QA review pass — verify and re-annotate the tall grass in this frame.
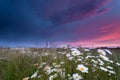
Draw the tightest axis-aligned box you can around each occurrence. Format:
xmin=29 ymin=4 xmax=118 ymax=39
xmin=0 ymin=47 xmax=120 ymax=80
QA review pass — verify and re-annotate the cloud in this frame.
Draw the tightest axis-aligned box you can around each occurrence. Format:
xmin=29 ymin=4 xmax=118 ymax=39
xmin=0 ymin=0 xmax=53 ymax=41
xmin=0 ymin=0 xmax=115 ymax=47
xmin=68 ymin=19 xmax=120 ymax=47
xmin=36 ymin=0 xmax=111 ymax=24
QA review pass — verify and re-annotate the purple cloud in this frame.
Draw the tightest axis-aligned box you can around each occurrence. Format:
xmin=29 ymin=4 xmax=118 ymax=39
xmin=32 ymin=0 xmax=111 ymax=25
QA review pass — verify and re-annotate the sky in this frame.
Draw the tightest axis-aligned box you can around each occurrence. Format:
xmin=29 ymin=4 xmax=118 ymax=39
xmin=0 ymin=0 xmax=120 ymax=47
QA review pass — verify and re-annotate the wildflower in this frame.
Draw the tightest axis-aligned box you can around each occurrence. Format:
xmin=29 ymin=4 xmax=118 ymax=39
xmin=98 ymin=59 xmax=104 ymax=66
xmin=107 ymin=66 xmax=113 ymax=69
xmin=72 ymin=73 xmax=82 ymax=80
xmin=42 ymin=52 xmax=49 ymax=56
xmin=72 ymin=50 xmax=81 ymax=56
xmin=100 ymin=67 xmax=108 ymax=72
xmin=49 ymin=74 xmax=57 ymax=80
xmin=52 ymin=63 xmax=57 ymax=66
xmin=84 ymin=49 xmax=90 ymax=51
xmin=108 ymin=60 xmax=113 ymax=63
xmin=60 ymin=62 xmax=65 ymax=65
xmin=31 ymin=71 xmax=38 ymax=78
xmin=91 ymin=59 xmax=98 ymax=64
xmin=77 ymin=59 xmax=82 ymax=61
xmin=108 ymin=70 xmax=116 ymax=74
xmin=49 ymin=75 xmax=54 ymax=80
xmin=54 ymin=65 xmax=61 ymax=68
xmin=77 ymin=64 xmax=88 ymax=73
xmin=66 ymin=54 xmax=71 ymax=57
xmin=37 ymin=75 xmax=41 ymax=78
xmin=97 ymin=49 xmax=106 ymax=56
xmin=116 ymin=63 xmax=120 ymax=66
xmin=93 ymin=64 xmax=97 ymax=67
xmin=44 ymin=66 xmax=52 ymax=74
xmin=69 ymin=57 xmax=74 ymax=60
xmin=68 ymin=74 xmax=71 ymax=77
xmin=86 ymin=55 xmax=95 ymax=59
xmin=71 ymin=48 xmax=78 ymax=51
xmin=54 ymin=57 xmax=57 ymax=59
xmin=53 ymin=68 xmax=62 ymax=73
xmin=104 ymin=49 xmax=112 ymax=55
xmin=23 ymin=77 xmax=29 ymax=80
xmin=100 ymin=55 xmax=109 ymax=61
xmin=60 ymin=72 xmax=65 ymax=78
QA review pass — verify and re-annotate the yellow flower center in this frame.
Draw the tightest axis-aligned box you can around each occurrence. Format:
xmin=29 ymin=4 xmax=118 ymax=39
xmin=45 ymin=67 xmax=50 ymax=71
xmin=23 ymin=77 xmax=29 ymax=80
xmin=99 ymin=51 xmax=102 ymax=54
xmin=101 ymin=56 xmax=105 ymax=59
xmin=74 ymin=52 xmax=78 ymax=55
xmin=79 ymin=67 xmax=85 ymax=71
xmin=75 ymin=76 xmax=79 ymax=79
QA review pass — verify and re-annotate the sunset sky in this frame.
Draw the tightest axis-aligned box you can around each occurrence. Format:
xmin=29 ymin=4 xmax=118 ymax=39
xmin=0 ymin=0 xmax=120 ymax=47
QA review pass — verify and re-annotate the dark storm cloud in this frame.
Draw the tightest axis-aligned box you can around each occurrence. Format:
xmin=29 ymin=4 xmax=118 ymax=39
xmin=0 ymin=0 xmax=111 ymax=42
xmin=37 ymin=0 xmax=111 ymax=24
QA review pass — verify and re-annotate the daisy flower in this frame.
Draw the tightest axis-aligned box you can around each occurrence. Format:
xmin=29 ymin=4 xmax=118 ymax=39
xmin=31 ymin=71 xmax=38 ymax=78
xmin=23 ymin=77 xmax=29 ymax=80
xmin=97 ymin=49 xmax=106 ymax=56
xmin=100 ymin=67 xmax=108 ymax=72
xmin=72 ymin=73 xmax=82 ymax=80
xmin=116 ymin=63 xmax=120 ymax=66
xmin=77 ymin=64 xmax=88 ymax=73
xmin=72 ymin=50 xmax=81 ymax=56
xmin=44 ymin=66 xmax=52 ymax=74
xmin=104 ymin=49 xmax=112 ymax=55
xmin=99 ymin=55 xmax=109 ymax=61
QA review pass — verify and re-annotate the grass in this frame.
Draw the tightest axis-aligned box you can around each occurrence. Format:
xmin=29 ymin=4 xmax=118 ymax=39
xmin=0 ymin=47 xmax=120 ymax=80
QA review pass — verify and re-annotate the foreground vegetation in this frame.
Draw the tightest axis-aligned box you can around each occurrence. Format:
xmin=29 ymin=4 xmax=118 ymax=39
xmin=0 ymin=47 xmax=120 ymax=80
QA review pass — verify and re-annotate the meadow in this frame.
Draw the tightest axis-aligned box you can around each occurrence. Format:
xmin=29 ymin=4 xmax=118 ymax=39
xmin=0 ymin=46 xmax=120 ymax=80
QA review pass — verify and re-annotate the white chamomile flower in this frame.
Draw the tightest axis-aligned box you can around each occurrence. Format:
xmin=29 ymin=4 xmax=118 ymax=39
xmin=60 ymin=62 xmax=65 ymax=64
xmin=104 ymin=49 xmax=112 ymax=55
xmin=108 ymin=60 xmax=113 ymax=63
xmin=84 ymin=49 xmax=90 ymax=51
xmin=72 ymin=73 xmax=82 ymax=80
xmin=44 ymin=66 xmax=52 ymax=74
xmin=71 ymin=48 xmax=78 ymax=51
xmin=116 ymin=63 xmax=120 ymax=66
xmin=49 ymin=76 xmax=54 ymax=80
xmin=69 ymin=57 xmax=74 ymax=60
xmin=100 ymin=67 xmax=108 ymax=72
xmin=77 ymin=64 xmax=88 ymax=73
xmin=107 ymin=66 xmax=113 ymax=69
xmin=98 ymin=59 xmax=104 ymax=65
xmin=72 ymin=50 xmax=81 ymax=56
xmin=99 ymin=55 xmax=109 ymax=61
xmin=66 ymin=54 xmax=71 ymax=57
xmin=49 ymin=74 xmax=57 ymax=80
xmin=23 ymin=77 xmax=29 ymax=80
xmin=108 ymin=70 xmax=116 ymax=74
xmin=97 ymin=49 xmax=106 ymax=56
xmin=31 ymin=71 xmax=38 ymax=78
xmin=91 ymin=59 xmax=98 ymax=64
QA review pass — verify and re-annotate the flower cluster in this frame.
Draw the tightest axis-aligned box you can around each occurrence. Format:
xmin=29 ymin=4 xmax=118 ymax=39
xmin=23 ymin=47 xmax=120 ymax=80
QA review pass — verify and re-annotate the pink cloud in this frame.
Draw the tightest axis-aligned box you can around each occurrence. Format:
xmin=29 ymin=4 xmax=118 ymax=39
xmin=66 ymin=18 xmax=120 ymax=47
